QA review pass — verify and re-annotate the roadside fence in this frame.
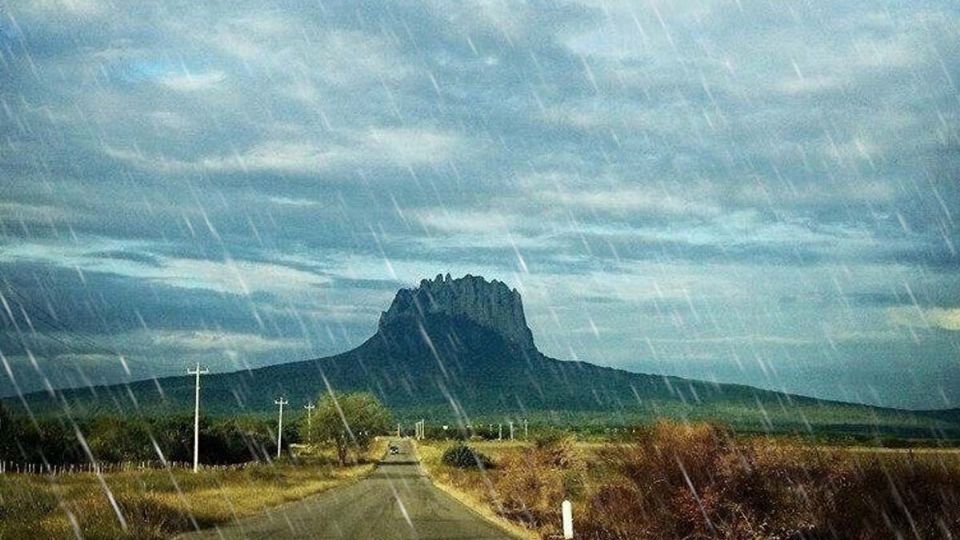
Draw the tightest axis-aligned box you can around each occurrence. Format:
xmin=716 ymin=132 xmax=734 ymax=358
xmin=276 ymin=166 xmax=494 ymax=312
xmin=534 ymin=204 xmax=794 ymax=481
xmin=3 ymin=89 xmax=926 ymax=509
xmin=0 ymin=460 xmax=251 ymax=475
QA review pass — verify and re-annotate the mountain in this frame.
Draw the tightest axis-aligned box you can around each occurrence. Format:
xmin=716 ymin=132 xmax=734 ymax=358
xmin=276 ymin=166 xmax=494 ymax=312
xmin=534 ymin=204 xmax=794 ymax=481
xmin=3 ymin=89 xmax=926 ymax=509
xmin=7 ymin=275 xmax=960 ymax=438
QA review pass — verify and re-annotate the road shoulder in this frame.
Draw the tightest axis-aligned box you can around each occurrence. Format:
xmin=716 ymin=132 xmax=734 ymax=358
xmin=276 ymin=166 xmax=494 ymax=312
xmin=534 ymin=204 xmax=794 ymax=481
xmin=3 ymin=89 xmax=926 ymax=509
xmin=415 ymin=441 xmax=538 ymax=540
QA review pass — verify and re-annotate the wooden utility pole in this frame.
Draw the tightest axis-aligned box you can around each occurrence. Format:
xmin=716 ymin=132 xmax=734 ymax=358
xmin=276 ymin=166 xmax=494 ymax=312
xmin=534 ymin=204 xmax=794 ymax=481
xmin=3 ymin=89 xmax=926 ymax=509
xmin=187 ymin=363 xmax=208 ymax=473
xmin=275 ymin=397 xmax=288 ymax=459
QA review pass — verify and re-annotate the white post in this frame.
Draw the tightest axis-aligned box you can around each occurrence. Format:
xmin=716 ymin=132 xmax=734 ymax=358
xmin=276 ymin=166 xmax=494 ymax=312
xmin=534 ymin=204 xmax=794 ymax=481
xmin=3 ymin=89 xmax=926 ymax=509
xmin=397 ymin=423 xmax=401 ymax=438
xmin=275 ymin=397 xmax=288 ymax=459
xmin=498 ymin=423 xmax=502 ymax=440
xmin=524 ymin=419 xmax=528 ymax=439
xmin=562 ymin=499 xmax=574 ymax=539
xmin=509 ymin=421 xmax=514 ymax=441
xmin=187 ymin=362 xmax=208 ymax=473
xmin=304 ymin=401 xmax=315 ymax=443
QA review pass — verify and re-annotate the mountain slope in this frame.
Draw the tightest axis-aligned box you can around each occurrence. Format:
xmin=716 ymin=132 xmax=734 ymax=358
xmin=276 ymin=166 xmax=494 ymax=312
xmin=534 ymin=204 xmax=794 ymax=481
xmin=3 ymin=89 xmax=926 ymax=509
xmin=8 ymin=275 xmax=959 ymax=437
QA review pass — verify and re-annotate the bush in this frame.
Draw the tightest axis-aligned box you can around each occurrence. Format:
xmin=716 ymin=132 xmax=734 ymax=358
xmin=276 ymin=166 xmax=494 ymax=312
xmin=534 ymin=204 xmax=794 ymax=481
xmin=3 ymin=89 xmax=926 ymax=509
xmin=577 ymin=422 xmax=960 ymax=539
xmin=442 ymin=443 xmax=493 ymax=469
xmin=534 ymin=430 xmax=580 ymax=469
xmin=493 ymin=430 xmax=587 ymax=529
xmin=423 ymin=420 xmax=960 ymax=539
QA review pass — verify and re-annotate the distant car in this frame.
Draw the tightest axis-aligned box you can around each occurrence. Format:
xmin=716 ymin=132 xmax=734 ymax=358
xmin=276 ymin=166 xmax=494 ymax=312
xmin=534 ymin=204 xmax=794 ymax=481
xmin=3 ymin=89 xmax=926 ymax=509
xmin=389 ymin=444 xmax=399 ymax=455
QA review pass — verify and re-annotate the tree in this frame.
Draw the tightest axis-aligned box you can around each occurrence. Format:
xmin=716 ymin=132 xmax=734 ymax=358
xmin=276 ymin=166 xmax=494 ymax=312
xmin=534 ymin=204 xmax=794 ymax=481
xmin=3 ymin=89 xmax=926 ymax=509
xmin=308 ymin=392 xmax=390 ymax=466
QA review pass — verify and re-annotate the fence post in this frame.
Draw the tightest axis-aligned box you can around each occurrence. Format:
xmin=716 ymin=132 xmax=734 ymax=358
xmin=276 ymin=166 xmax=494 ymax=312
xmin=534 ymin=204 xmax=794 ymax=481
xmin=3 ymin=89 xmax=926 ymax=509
xmin=562 ymin=499 xmax=574 ymax=539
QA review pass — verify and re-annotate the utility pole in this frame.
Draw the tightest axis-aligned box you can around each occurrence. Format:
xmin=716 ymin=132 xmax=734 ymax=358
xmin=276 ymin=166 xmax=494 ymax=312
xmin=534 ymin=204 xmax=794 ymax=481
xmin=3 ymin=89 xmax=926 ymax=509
xmin=304 ymin=401 xmax=315 ymax=443
xmin=275 ymin=397 xmax=288 ymax=459
xmin=187 ymin=362 xmax=208 ymax=473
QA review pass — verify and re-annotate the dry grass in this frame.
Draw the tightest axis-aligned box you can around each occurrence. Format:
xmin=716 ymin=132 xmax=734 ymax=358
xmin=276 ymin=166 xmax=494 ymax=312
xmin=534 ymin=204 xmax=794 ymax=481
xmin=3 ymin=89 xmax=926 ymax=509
xmin=0 ymin=440 xmax=386 ymax=539
xmin=419 ymin=441 xmax=539 ymax=540
xmin=421 ymin=424 xmax=960 ymax=539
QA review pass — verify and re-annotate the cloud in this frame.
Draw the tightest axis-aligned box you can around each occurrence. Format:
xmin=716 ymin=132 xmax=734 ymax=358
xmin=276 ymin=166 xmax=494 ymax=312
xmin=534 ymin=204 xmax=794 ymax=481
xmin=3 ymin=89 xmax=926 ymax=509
xmin=157 ymin=70 xmax=226 ymax=92
xmin=540 ymin=188 xmax=721 ymax=218
xmin=196 ymin=16 xmax=411 ymax=87
xmin=930 ymin=309 xmax=960 ymax=331
xmin=888 ymin=307 xmax=960 ymax=331
xmin=0 ymin=202 xmax=77 ymax=222
xmin=1 ymin=0 xmax=959 ymax=408
xmin=19 ymin=0 xmax=104 ymax=16
xmin=0 ymin=240 xmax=331 ymax=296
xmin=103 ymin=127 xmax=464 ymax=174
xmin=416 ymin=209 xmax=520 ymax=235
xmin=145 ymin=330 xmax=304 ymax=353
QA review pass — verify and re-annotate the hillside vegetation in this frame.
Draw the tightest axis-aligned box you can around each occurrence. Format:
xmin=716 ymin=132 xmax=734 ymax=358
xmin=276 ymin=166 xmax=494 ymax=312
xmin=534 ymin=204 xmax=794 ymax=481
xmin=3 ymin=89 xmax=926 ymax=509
xmin=7 ymin=275 xmax=958 ymax=439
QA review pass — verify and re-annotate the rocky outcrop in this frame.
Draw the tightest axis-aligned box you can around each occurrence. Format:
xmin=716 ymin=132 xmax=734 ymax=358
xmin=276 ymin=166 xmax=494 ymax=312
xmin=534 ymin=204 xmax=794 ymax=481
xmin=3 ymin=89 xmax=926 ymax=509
xmin=378 ymin=274 xmax=536 ymax=352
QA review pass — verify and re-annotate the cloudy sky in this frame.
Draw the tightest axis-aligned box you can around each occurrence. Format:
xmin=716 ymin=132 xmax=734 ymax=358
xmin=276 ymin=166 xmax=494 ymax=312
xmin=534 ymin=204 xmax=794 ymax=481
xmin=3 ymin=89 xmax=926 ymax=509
xmin=1 ymin=0 xmax=958 ymax=409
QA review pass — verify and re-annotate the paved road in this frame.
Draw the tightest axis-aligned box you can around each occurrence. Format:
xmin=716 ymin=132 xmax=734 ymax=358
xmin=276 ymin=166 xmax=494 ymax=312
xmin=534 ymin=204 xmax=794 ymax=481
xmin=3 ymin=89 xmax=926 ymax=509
xmin=178 ymin=439 xmax=515 ymax=539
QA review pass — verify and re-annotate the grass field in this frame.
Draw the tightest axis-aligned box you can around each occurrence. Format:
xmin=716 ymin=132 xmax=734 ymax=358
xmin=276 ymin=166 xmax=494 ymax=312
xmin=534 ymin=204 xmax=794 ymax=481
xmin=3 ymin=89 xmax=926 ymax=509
xmin=0 ymin=439 xmax=386 ymax=539
xmin=419 ymin=424 xmax=960 ymax=539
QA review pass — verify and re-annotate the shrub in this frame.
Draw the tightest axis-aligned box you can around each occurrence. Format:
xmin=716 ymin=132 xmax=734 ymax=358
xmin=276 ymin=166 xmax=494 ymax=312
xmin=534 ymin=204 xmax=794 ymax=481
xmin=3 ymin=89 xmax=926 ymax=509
xmin=442 ymin=443 xmax=493 ymax=469
xmin=577 ymin=423 xmax=960 ymax=539
xmin=493 ymin=431 xmax=587 ymax=531
xmin=427 ymin=420 xmax=960 ymax=539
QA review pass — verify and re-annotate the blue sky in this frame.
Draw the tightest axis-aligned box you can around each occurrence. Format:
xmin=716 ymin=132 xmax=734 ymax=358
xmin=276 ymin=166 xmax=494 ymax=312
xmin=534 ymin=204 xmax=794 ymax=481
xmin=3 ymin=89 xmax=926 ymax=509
xmin=0 ymin=0 xmax=958 ymax=409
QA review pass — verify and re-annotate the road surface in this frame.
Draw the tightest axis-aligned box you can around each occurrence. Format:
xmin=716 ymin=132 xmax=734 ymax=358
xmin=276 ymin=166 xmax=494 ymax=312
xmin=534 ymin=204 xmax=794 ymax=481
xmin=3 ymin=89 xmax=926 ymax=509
xmin=178 ymin=439 xmax=515 ymax=539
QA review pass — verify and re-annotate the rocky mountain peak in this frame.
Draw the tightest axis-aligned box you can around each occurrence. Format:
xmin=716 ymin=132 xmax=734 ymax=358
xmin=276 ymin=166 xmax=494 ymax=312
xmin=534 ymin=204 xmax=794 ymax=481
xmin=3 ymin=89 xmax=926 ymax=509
xmin=378 ymin=274 xmax=536 ymax=351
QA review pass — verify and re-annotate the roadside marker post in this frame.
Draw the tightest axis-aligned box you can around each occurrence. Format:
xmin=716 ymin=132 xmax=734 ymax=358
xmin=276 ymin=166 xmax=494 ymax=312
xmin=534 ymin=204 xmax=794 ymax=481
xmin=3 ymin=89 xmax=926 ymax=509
xmin=562 ymin=499 xmax=574 ymax=539
xmin=275 ymin=397 xmax=288 ymax=459
xmin=187 ymin=363 xmax=209 ymax=473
